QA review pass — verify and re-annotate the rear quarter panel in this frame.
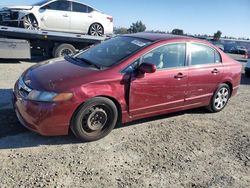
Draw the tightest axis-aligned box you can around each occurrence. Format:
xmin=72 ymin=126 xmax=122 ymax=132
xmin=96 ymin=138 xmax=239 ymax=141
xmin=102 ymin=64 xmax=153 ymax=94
xmin=91 ymin=12 xmax=113 ymax=34
xmin=221 ymin=53 xmax=242 ymax=96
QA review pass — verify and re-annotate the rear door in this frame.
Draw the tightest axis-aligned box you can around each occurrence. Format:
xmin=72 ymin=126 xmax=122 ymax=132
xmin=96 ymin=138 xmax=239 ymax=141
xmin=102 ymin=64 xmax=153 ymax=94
xmin=70 ymin=2 xmax=93 ymax=33
xmin=185 ymin=43 xmax=224 ymax=106
xmin=129 ymin=43 xmax=188 ymax=118
xmin=39 ymin=1 xmax=71 ymax=31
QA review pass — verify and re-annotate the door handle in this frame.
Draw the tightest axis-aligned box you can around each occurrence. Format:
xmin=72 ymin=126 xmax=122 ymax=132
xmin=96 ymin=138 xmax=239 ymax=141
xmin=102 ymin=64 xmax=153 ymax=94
xmin=63 ymin=14 xmax=69 ymax=17
xmin=88 ymin=15 xmax=92 ymax=18
xmin=211 ymin=68 xmax=220 ymax=74
xmin=174 ymin=73 xmax=186 ymax=79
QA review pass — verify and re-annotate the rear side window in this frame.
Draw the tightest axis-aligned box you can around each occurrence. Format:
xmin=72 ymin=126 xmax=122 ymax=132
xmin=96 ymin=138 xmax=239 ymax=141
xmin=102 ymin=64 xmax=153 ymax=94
xmin=72 ymin=2 xmax=88 ymax=13
xmin=190 ymin=43 xmax=221 ymax=65
xmin=45 ymin=1 xmax=71 ymax=11
xmin=88 ymin=7 xmax=94 ymax=12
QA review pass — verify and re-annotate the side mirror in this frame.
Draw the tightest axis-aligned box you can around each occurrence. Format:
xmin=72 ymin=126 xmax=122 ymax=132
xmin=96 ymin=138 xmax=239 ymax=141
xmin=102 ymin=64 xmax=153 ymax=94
xmin=138 ymin=63 xmax=156 ymax=74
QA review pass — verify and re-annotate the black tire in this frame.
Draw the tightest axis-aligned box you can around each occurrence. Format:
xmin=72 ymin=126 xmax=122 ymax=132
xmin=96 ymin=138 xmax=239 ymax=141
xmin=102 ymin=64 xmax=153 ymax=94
xmin=71 ymin=97 xmax=118 ymax=142
xmin=207 ymin=84 xmax=231 ymax=113
xmin=22 ymin=14 xmax=39 ymax=30
xmin=88 ymin=23 xmax=104 ymax=36
xmin=53 ymin=43 xmax=76 ymax=57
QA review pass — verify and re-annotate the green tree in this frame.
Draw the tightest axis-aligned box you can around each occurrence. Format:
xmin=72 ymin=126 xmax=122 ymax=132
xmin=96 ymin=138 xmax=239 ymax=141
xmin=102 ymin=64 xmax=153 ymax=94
xmin=213 ymin=30 xmax=222 ymax=40
xmin=172 ymin=29 xmax=184 ymax=35
xmin=128 ymin=21 xmax=146 ymax=33
xmin=114 ymin=27 xmax=129 ymax=34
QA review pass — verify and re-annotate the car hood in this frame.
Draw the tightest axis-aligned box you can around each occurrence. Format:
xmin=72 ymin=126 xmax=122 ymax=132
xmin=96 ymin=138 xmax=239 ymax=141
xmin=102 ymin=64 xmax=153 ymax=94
xmin=1 ymin=5 xmax=33 ymax=10
xmin=22 ymin=57 xmax=99 ymax=92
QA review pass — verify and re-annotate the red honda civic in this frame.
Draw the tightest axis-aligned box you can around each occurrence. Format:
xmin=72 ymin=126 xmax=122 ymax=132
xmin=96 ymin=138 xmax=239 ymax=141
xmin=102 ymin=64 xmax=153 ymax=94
xmin=13 ymin=33 xmax=242 ymax=141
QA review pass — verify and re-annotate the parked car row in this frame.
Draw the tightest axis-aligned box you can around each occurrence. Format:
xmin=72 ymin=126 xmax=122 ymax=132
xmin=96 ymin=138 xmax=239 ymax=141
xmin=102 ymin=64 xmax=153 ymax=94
xmin=229 ymin=46 xmax=248 ymax=55
xmin=0 ymin=0 xmax=113 ymax=36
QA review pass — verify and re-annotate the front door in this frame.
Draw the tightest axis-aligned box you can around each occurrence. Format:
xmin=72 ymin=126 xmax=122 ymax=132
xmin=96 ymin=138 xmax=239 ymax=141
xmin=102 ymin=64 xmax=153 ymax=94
xmin=129 ymin=43 xmax=188 ymax=118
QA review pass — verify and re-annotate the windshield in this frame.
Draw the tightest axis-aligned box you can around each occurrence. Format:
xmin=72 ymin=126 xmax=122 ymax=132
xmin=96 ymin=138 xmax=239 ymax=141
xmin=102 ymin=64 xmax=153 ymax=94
xmin=32 ymin=0 xmax=49 ymax=6
xmin=75 ymin=36 xmax=151 ymax=67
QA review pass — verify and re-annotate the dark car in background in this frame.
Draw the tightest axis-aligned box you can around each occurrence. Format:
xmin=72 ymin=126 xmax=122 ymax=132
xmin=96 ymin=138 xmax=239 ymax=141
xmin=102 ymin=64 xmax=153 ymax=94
xmin=214 ymin=44 xmax=224 ymax=51
xmin=245 ymin=58 xmax=250 ymax=77
xmin=229 ymin=46 xmax=247 ymax=55
xmin=13 ymin=33 xmax=242 ymax=142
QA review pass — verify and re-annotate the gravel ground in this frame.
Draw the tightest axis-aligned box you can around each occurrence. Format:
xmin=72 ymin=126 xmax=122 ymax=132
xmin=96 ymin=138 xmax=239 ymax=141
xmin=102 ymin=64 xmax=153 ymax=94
xmin=0 ymin=57 xmax=249 ymax=188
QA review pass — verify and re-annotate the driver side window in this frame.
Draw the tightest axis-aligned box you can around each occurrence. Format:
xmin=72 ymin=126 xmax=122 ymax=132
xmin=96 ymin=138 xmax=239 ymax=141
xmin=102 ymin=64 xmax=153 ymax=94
xmin=141 ymin=43 xmax=186 ymax=69
xmin=72 ymin=2 xmax=88 ymax=13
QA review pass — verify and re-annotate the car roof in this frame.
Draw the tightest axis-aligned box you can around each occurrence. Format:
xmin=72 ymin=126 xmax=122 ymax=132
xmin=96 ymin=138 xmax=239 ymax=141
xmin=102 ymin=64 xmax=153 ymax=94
xmin=44 ymin=0 xmax=98 ymax=11
xmin=123 ymin=32 xmax=193 ymax=42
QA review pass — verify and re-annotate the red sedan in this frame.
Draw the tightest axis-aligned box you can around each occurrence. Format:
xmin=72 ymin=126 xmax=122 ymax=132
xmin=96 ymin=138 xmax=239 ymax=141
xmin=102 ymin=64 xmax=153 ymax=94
xmin=13 ymin=33 xmax=242 ymax=141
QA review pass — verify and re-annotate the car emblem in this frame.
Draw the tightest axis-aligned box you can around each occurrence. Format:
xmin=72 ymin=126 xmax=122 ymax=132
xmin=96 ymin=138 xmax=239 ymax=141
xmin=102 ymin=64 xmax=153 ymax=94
xmin=25 ymin=79 xmax=32 ymax=86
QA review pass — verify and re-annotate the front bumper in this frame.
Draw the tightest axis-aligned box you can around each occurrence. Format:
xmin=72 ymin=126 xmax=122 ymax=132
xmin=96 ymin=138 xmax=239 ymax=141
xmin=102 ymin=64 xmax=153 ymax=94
xmin=13 ymin=81 xmax=77 ymax=136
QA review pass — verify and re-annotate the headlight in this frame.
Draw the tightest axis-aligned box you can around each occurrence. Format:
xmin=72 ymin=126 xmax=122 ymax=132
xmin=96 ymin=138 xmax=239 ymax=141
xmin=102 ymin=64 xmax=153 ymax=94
xmin=27 ymin=90 xmax=73 ymax=102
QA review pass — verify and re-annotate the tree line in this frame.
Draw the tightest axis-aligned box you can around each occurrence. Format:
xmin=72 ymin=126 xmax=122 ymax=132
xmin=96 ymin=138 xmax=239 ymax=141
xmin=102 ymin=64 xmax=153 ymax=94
xmin=114 ymin=20 xmax=249 ymax=41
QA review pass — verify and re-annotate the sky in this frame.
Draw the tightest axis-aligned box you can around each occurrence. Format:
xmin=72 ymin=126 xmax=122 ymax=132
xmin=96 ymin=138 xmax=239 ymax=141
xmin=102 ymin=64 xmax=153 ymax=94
xmin=0 ymin=0 xmax=249 ymax=38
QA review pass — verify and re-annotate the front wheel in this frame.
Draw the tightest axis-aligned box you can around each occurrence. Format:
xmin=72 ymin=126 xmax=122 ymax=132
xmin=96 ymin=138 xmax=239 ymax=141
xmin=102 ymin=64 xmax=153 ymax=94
xmin=22 ymin=15 xmax=39 ymax=30
xmin=207 ymin=84 xmax=231 ymax=113
xmin=71 ymin=97 xmax=118 ymax=142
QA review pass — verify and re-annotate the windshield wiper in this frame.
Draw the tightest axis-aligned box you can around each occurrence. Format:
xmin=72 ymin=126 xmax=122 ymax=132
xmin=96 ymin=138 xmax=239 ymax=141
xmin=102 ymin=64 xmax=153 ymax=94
xmin=74 ymin=57 xmax=101 ymax=70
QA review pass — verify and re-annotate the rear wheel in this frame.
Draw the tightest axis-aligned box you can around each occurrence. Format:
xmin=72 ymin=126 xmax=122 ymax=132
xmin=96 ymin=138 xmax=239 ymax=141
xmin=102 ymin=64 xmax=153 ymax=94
xmin=88 ymin=23 xmax=104 ymax=36
xmin=22 ymin=14 xmax=39 ymax=30
xmin=53 ymin=43 xmax=76 ymax=57
xmin=71 ymin=97 xmax=118 ymax=142
xmin=207 ymin=84 xmax=231 ymax=112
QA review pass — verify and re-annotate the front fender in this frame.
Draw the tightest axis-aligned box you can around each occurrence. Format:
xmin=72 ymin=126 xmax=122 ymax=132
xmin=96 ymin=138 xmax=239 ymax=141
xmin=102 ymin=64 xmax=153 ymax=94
xmin=72 ymin=79 xmax=130 ymax=123
xmin=17 ymin=10 xmax=40 ymax=26
xmin=79 ymin=83 xmax=126 ymax=107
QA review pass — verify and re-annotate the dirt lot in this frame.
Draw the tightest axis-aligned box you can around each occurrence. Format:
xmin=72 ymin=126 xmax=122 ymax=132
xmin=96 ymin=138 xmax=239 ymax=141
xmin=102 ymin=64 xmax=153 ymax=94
xmin=0 ymin=58 xmax=249 ymax=188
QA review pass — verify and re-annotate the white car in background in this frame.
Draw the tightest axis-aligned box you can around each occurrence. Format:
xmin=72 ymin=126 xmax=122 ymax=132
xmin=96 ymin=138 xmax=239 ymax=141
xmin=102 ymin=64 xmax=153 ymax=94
xmin=0 ymin=0 xmax=113 ymax=36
